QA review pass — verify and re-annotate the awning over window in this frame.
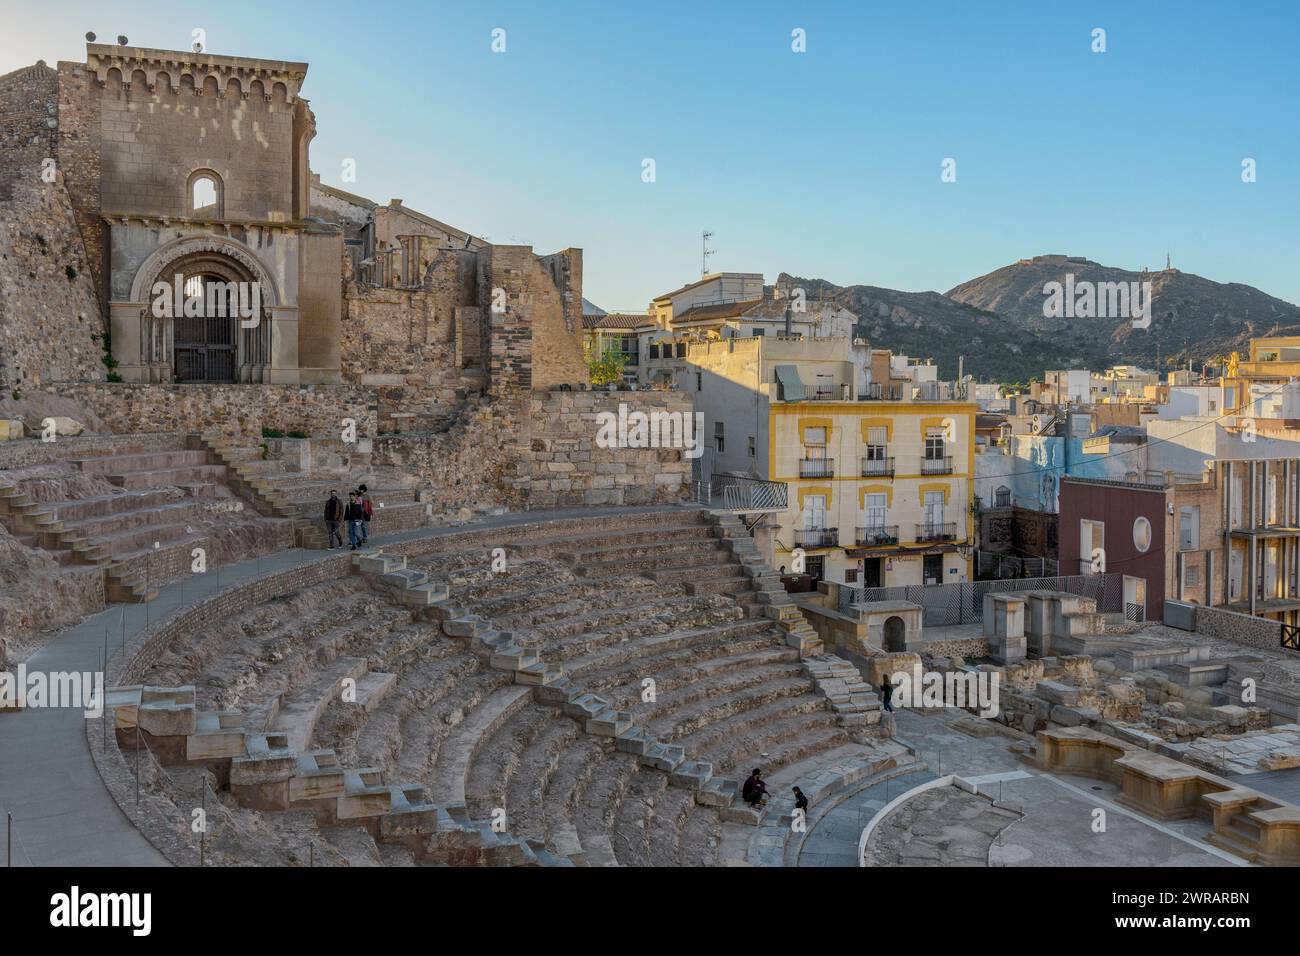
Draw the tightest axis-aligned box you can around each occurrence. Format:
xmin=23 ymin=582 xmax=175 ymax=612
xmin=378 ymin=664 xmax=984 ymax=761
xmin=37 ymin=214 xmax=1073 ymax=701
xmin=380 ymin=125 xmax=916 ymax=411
xmin=775 ymin=365 xmax=805 ymax=401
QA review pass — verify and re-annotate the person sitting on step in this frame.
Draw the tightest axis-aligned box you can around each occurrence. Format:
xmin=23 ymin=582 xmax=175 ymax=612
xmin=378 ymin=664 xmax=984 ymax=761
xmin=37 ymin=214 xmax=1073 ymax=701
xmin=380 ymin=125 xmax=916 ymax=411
xmin=741 ymin=768 xmax=769 ymax=808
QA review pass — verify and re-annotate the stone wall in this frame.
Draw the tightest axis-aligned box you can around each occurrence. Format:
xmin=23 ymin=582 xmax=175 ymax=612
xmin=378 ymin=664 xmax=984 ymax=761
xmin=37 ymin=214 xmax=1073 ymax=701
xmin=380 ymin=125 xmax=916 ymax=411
xmin=85 ymin=54 xmax=301 ymax=222
xmin=342 ymin=277 xmax=482 ymax=429
xmin=0 ymin=62 xmax=59 ymax=202
xmin=0 ymin=62 xmax=105 ymax=391
xmin=481 ymin=244 xmax=589 ymax=394
xmin=44 ymin=382 xmax=376 ymax=443
xmin=520 ymin=390 xmax=693 ymax=508
xmin=925 ymin=637 xmax=989 ymax=660
xmin=373 ymin=389 xmax=696 ymax=511
xmin=55 ymin=59 xmax=103 ymax=298
xmin=1194 ymin=604 xmax=1285 ymax=652
xmin=373 ymin=398 xmax=518 ymax=511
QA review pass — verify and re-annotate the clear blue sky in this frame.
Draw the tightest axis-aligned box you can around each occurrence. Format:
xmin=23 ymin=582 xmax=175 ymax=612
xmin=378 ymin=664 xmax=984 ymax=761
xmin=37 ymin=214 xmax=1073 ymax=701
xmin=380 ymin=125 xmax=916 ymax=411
xmin=5 ymin=0 xmax=1297 ymax=311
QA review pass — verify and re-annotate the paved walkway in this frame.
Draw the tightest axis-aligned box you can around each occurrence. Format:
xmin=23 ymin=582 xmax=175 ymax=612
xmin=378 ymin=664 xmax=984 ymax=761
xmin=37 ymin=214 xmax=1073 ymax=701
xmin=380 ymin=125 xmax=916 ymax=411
xmin=797 ymin=768 xmax=936 ymax=866
xmin=799 ymin=708 xmax=1244 ymax=867
xmin=0 ymin=504 xmax=687 ymax=867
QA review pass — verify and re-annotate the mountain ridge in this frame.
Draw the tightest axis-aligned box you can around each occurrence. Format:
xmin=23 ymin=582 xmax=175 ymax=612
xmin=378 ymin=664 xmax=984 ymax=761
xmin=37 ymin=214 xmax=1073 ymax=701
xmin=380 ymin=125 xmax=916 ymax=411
xmin=779 ymin=256 xmax=1300 ymax=382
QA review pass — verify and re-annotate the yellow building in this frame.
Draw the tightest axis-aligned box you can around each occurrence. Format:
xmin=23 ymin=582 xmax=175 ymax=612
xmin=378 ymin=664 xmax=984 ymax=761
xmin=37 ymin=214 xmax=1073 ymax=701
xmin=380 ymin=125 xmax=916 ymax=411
xmin=668 ymin=330 xmax=974 ymax=588
xmin=771 ymin=399 xmax=976 ymax=588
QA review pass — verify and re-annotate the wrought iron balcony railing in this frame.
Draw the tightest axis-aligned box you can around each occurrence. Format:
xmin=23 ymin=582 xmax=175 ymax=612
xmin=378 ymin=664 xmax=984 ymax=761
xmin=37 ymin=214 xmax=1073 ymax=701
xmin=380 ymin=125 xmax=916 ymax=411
xmin=794 ymin=528 xmax=839 ymax=549
xmin=860 ymin=456 xmax=894 ymax=478
xmin=859 ymin=383 xmax=903 ymax=401
xmin=914 ymin=522 xmax=957 ymax=542
xmin=799 ymin=458 xmax=834 ymax=478
xmin=921 ymin=455 xmax=953 ymax=475
xmin=704 ymin=474 xmax=789 ymax=513
xmin=855 ymin=525 xmax=899 ymax=547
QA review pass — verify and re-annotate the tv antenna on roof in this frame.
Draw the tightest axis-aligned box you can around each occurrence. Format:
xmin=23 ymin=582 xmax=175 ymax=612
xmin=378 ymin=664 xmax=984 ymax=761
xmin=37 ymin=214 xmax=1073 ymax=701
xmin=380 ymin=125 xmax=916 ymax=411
xmin=701 ymin=230 xmax=714 ymax=277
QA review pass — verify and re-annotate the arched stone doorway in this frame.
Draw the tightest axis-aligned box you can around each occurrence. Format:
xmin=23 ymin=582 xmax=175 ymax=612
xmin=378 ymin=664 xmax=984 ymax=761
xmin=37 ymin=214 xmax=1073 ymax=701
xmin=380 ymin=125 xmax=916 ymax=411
xmin=883 ymin=615 xmax=907 ymax=652
xmin=119 ymin=235 xmax=279 ymax=384
xmin=170 ymin=265 xmax=253 ymax=383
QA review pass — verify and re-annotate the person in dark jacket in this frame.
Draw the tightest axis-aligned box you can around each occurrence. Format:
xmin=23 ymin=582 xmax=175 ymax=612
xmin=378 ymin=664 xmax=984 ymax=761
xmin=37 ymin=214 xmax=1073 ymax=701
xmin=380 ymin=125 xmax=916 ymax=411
xmin=741 ymin=768 xmax=768 ymax=808
xmin=880 ymin=674 xmax=896 ymax=713
xmin=792 ymin=786 xmax=808 ymax=814
xmin=357 ymin=484 xmax=373 ymax=544
xmin=344 ymin=491 xmax=366 ymax=550
xmin=323 ymin=490 xmax=344 ymax=549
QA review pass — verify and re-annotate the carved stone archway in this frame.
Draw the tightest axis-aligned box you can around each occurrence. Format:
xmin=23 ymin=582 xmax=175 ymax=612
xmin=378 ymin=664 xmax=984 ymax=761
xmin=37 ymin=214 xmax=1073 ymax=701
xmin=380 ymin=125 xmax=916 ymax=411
xmin=115 ymin=234 xmax=287 ymax=384
xmin=128 ymin=235 xmax=281 ymax=307
xmin=883 ymin=615 xmax=908 ymax=652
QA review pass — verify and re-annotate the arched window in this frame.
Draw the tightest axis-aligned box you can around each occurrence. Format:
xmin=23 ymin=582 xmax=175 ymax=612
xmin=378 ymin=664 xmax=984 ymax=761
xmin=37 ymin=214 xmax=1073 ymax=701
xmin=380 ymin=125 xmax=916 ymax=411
xmin=995 ymin=485 xmax=1011 ymax=508
xmin=188 ymin=170 xmax=223 ymax=218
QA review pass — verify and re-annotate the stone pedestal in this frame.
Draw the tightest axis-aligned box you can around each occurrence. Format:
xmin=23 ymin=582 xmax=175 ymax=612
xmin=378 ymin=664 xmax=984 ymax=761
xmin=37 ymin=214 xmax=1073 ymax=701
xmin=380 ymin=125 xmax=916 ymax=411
xmin=983 ymin=593 xmax=1026 ymax=664
xmin=852 ymin=600 xmax=923 ymax=653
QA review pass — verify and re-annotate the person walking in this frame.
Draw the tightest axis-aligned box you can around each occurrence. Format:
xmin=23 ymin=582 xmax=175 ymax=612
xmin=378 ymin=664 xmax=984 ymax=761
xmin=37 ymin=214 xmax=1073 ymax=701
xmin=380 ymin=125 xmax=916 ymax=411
xmin=345 ymin=491 xmax=366 ymax=550
xmin=880 ymin=673 xmax=896 ymax=713
xmin=357 ymin=483 xmax=373 ymax=545
xmin=323 ymin=490 xmax=344 ymax=549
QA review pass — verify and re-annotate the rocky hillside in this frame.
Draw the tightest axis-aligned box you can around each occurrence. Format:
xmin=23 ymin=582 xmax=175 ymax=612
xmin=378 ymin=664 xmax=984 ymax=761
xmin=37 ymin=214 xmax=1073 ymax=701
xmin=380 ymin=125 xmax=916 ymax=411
xmin=782 ymin=255 xmax=1300 ymax=382
xmin=779 ymin=273 xmax=1104 ymax=381
xmin=947 ymin=255 xmax=1300 ymax=371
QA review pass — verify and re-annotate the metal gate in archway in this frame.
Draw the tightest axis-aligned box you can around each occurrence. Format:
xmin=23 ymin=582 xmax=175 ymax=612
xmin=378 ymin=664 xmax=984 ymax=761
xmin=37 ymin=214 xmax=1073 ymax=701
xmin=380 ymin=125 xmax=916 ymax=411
xmin=173 ymin=279 xmax=237 ymax=383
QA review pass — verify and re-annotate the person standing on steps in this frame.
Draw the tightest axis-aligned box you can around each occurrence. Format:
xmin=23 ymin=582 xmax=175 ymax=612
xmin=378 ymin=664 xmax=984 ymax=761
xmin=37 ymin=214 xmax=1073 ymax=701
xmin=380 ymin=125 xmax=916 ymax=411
xmin=357 ymin=484 xmax=373 ymax=545
xmin=345 ymin=491 xmax=366 ymax=550
xmin=792 ymin=786 xmax=808 ymax=815
xmin=880 ymin=673 xmax=896 ymax=713
xmin=323 ymin=490 xmax=344 ymax=549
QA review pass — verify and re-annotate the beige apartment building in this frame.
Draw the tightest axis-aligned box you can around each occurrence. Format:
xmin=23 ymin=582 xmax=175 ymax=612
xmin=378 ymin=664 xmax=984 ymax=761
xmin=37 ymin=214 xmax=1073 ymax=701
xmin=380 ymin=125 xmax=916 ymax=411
xmin=657 ymin=333 xmax=975 ymax=588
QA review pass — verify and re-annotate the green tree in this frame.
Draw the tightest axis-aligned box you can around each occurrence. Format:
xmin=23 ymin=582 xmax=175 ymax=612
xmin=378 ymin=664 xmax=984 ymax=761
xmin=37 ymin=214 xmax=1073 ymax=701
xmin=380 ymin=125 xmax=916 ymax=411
xmin=585 ymin=342 xmax=627 ymax=386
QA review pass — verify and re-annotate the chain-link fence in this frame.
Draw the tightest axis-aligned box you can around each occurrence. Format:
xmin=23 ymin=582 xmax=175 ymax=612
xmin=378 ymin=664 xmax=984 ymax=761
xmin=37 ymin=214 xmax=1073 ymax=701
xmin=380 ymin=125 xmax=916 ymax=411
xmin=840 ymin=572 xmax=1123 ymax=627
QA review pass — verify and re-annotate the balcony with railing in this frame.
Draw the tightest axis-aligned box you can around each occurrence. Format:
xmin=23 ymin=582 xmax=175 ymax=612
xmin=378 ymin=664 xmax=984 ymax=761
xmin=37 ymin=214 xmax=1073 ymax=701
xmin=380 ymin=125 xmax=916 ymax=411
xmin=794 ymin=528 xmax=839 ymax=549
xmin=859 ymin=383 xmax=904 ymax=401
xmin=860 ymin=456 xmax=895 ymax=478
xmin=700 ymin=474 xmax=789 ymax=513
xmin=810 ymin=385 xmax=838 ymax=401
xmin=914 ymin=522 xmax=958 ymax=543
xmin=921 ymin=455 xmax=954 ymax=475
xmin=799 ymin=458 xmax=834 ymax=478
xmin=855 ymin=525 xmax=899 ymax=547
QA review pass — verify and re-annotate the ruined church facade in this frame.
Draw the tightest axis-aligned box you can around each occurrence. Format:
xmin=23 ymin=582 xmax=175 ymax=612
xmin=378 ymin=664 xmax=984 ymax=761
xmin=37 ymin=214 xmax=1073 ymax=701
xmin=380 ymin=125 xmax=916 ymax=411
xmin=1 ymin=41 xmax=586 ymax=396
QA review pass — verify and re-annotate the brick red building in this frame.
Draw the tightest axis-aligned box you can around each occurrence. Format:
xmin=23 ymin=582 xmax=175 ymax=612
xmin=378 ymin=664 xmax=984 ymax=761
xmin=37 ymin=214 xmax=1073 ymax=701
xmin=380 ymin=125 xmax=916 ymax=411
xmin=1059 ymin=476 xmax=1171 ymax=622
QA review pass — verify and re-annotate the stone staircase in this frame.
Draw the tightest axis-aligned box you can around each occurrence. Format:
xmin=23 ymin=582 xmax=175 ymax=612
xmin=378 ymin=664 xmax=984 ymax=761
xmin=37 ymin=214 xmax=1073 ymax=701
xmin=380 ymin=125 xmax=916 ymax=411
xmin=195 ymin=433 xmax=430 ymax=550
xmin=352 ymin=546 xmax=748 ymax=821
xmin=705 ymin=510 xmax=825 ymax=656
xmin=109 ymin=506 xmax=898 ymax=866
xmin=349 ymin=509 xmax=887 ymax=853
xmin=107 ymin=682 xmax=568 ymax=866
xmin=805 ymin=655 xmax=884 ymax=728
xmin=0 ymin=449 xmax=245 ymax=603
xmin=195 ymin=435 xmax=309 ymax=535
